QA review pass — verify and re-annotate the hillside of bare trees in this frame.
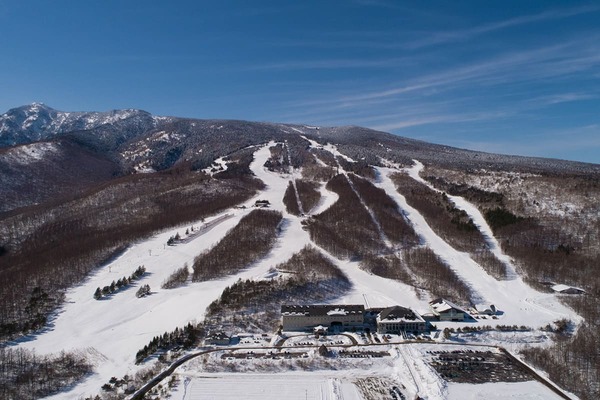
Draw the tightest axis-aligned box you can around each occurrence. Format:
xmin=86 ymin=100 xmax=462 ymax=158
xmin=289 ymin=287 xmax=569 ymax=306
xmin=305 ymin=174 xmax=384 ymax=259
xmin=283 ymin=180 xmax=322 ymax=216
xmin=0 ymin=169 xmax=260 ymax=341
xmin=423 ymin=166 xmax=600 ymax=399
xmin=405 ymin=248 xmax=474 ymax=306
xmin=0 ymin=347 xmax=91 ymax=400
xmin=192 ymin=210 xmax=283 ymax=281
xmin=391 ymin=172 xmax=487 ymax=253
xmin=206 ymin=246 xmax=351 ymax=332
xmin=349 ymin=174 xmax=420 ymax=247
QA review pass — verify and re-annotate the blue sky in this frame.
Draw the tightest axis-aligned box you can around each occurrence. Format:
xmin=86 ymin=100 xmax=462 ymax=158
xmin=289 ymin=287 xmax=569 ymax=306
xmin=1 ymin=1 xmax=599 ymax=163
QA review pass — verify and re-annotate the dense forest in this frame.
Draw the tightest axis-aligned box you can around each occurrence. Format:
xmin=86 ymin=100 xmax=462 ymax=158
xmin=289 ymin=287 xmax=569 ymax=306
xmin=0 ymin=347 xmax=91 ymax=400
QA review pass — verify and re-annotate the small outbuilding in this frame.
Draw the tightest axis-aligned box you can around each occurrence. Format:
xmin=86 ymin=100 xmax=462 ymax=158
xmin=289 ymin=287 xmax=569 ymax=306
xmin=204 ymin=331 xmax=230 ymax=346
xmin=429 ymin=298 xmax=471 ymax=321
xmin=474 ymin=304 xmax=497 ymax=316
xmin=551 ymin=284 xmax=585 ymax=295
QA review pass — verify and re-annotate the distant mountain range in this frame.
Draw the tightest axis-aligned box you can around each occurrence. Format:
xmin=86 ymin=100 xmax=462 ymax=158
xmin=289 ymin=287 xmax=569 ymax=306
xmin=0 ymin=103 xmax=598 ymax=214
xmin=0 ymin=103 xmax=163 ymax=147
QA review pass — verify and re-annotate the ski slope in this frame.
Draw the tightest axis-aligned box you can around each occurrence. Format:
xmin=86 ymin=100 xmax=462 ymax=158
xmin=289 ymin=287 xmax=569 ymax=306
xmin=375 ymin=164 xmax=579 ymax=328
xmin=12 ymin=142 xmax=580 ymax=399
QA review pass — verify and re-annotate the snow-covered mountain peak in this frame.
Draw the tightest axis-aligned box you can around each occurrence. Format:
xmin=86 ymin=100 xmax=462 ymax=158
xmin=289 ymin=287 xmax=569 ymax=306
xmin=0 ymin=103 xmax=157 ymax=147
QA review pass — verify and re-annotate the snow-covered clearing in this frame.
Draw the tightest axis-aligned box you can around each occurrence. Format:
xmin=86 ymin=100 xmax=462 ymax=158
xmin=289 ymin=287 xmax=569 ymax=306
xmin=172 ymin=373 xmax=361 ymax=400
xmin=447 ymin=381 xmax=565 ymax=400
xmin=2 ymin=141 xmax=60 ymax=165
xmin=310 ymin=181 xmax=339 ymax=215
xmin=203 ymin=155 xmax=228 ymax=176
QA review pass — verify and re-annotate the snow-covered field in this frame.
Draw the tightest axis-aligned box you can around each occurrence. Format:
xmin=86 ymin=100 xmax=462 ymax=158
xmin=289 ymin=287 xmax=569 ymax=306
xmin=447 ymin=381 xmax=563 ymax=400
xmin=173 ymin=373 xmax=362 ymax=400
xmin=12 ymin=141 xmax=580 ymax=399
xmin=169 ymin=342 xmax=568 ymax=400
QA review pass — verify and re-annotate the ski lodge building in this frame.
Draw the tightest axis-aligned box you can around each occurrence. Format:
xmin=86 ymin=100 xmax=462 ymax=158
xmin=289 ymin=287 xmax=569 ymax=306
xmin=280 ymin=304 xmax=427 ymax=333
xmin=280 ymin=304 xmax=365 ymax=331
xmin=375 ymin=306 xmax=427 ymax=334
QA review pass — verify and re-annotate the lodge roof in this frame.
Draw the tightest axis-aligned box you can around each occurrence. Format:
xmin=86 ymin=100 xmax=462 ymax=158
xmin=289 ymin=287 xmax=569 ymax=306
xmin=281 ymin=304 xmax=364 ymax=317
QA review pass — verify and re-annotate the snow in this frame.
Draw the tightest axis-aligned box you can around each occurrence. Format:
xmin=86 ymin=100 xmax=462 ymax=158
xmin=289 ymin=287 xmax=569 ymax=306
xmin=327 ymin=309 xmax=349 ymax=316
xmin=172 ymin=373 xmax=361 ymax=400
xmin=10 ymin=142 xmax=581 ymax=399
xmin=310 ymin=182 xmax=339 ymax=215
xmin=447 ymin=381 xmax=564 ymax=400
xmin=203 ymin=156 xmax=229 ymax=176
xmin=2 ymin=142 xmax=60 ymax=165
xmin=168 ymin=342 xmax=569 ymax=400
xmin=407 ymin=160 xmax=518 ymax=280
xmin=14 ymin=142 xmax=315 ymax=399
xmin=373 ymin=164 xmax=580 ymax=330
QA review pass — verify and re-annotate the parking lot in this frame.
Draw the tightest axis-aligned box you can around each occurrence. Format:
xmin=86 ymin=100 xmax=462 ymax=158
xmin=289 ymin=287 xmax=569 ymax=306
xmin=427 ymin=349 xmax=532 ymax=383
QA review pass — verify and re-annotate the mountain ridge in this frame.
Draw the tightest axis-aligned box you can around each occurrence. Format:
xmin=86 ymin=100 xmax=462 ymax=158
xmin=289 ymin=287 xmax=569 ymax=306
xmin=1 ymin=103 xmax=598 ymax=169
xmin=0 ymin=103 xmax=598 ymax=214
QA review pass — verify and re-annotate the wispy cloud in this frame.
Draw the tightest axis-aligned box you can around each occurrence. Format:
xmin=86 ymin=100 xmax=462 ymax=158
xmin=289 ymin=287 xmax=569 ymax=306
xmin=299 ymin=36 xmax=600 ymax=109
xmin=451 ymin=124 xmax=600 ymax=162
xmin=369 ymin=111 xmax=509 ymax=132
xmin=407 ymin=5 xmax=600 ymax=49
xmin=245 ymin=56 xmax=419 ymax=71
xmin=528 ymin=92 xmax=599 ymax=106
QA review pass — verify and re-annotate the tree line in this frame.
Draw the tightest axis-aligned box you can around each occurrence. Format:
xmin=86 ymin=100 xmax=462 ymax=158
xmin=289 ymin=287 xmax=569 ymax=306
xmin=93 ymin=266 xmax=146 ymax=300
xmin=135 ymin=322 xmax=204 ymax=364
xmin=391 ymin=172 xmax=487 ymax=253
xmin=161 ymin=265 xmax=190 ymax=290
xmin=305 ymin=174 xmax=385 ymax=259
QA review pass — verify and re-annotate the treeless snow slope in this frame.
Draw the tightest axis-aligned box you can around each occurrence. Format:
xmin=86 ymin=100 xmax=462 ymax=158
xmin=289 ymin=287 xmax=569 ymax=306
xmin=375 ymin=165 xmax=579 ymax=328
xmin=447 ymin=381 xmax=566 ymax=400
xmin=310 ymin=181 xmax=339 ymax=216
xmin=407 ymin=160 xmax=518 ymax=279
